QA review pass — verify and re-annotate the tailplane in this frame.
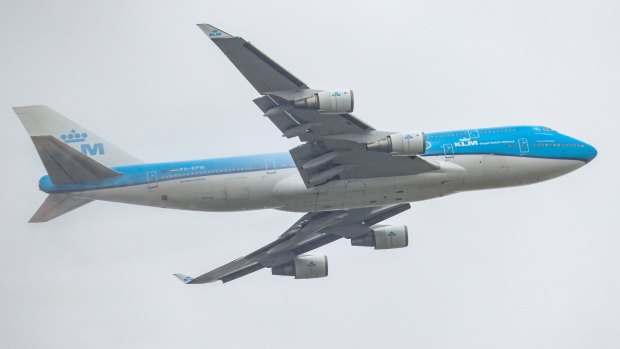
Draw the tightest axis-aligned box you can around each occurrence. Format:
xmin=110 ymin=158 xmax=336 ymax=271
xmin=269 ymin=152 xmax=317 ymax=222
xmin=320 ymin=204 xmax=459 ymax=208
xmin=29 ymin=194 xmax=93 ymax=223
xmin=30 ymin=136 xmax=122 ymax=184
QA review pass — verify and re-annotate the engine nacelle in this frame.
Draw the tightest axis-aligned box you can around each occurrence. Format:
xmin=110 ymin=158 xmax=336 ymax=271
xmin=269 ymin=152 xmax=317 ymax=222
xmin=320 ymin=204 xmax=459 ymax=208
xmin=294 ymin=90 xmax=354 ymax=114
xmin=351 ymin=225 xmax=409 ymax=250
xmin=271 ymin=255 xmax=328 ymax=279
xmin=366 ymin=132 xmax=426 ymax=156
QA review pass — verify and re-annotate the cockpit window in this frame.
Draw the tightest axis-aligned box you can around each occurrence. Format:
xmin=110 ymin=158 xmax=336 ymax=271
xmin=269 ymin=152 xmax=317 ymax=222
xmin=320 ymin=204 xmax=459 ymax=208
xmin=533 ymin=126 xmax=556 ymax=132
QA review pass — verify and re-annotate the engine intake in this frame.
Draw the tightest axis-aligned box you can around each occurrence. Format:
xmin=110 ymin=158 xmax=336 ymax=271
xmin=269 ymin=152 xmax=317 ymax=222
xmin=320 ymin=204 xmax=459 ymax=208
xmin=294 ymin=90 xmax=354 ymax=114
xmin=351 ymin=225 xmax=409 ymax=250
xmin=271 ymin=255 xmax=328 ymax=279
xmin=367 ymin=132 xmax=426 ymax=156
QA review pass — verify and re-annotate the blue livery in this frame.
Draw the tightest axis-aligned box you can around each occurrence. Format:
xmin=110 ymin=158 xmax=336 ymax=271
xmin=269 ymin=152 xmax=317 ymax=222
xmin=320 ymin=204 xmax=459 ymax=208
xmin=38 ymin=125 xmax=596 ymax=194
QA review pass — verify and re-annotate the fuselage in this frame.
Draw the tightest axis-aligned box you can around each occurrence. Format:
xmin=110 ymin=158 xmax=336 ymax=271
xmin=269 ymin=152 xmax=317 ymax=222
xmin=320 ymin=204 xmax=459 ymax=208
xmin=38 ymin=125 xmax=597 ymax=213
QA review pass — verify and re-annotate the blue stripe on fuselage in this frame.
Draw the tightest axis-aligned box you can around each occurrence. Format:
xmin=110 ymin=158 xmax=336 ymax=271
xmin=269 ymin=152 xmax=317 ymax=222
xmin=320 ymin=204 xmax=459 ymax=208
xmin=38 ymin=125 xmax=596 ymax=194
xmin=39 ymin=152 xmax=296 ymax=193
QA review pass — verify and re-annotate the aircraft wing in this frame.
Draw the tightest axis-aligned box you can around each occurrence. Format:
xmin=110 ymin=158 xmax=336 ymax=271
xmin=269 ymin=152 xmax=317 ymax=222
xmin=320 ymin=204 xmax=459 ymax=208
xmin=198 ymin=24 xmax=440 ymax=188
xmin=174 ymin=203 xmax=411 ymax=284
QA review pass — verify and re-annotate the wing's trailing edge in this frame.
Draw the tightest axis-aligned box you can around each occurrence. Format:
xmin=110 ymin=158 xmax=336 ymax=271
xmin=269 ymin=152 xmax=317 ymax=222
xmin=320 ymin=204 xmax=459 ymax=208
xmin=197 ymin=23 xmax=308 ymax=94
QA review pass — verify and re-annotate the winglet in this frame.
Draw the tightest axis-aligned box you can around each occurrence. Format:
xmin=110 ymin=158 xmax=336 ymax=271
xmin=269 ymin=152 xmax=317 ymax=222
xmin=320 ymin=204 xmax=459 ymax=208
xmin=173 ymin=274 xmax=194 ymax=284
xmin=197 ymin=23 xmax=233 ymax=39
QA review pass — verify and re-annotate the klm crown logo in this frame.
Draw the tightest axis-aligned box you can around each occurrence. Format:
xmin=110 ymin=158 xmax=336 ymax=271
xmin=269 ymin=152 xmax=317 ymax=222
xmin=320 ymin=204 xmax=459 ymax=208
xmin=60 ymin=129 xmax=88 ymax=143
xmin=60 ymin=129 xmax=105 ymax=156
xmin=387 ymin=231 xmax=397 ymax=237
xmin=307 ymin=261 xmax=317 ymax=267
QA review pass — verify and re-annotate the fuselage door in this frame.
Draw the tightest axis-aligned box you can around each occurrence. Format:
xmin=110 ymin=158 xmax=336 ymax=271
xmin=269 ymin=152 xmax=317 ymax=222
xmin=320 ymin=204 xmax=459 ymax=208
xmin=518 ymin=138 xmax=529 ymax=153
xmin=265 ymin=159 xmax=276 ymax=174
xmin=147 ymin=170 xmax=158 ymax=189
xmin=443 ymin=143 xmax=454 ymax=158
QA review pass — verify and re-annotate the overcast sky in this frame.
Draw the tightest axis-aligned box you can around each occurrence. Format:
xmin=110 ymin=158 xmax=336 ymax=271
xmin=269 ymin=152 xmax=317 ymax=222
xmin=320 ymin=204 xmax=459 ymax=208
xmin=1 ymin=1 xmax=619 ymax=348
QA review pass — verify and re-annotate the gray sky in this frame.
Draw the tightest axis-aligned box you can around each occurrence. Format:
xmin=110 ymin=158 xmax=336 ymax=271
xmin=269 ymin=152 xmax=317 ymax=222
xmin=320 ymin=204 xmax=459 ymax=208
xmin=1 ymin=1 xmax=619 ymax=348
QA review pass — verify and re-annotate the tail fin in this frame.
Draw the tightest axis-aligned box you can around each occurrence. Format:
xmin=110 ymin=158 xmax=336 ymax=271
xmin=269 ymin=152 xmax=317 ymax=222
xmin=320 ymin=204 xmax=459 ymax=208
xmin=14 ymin=105 xmax=141 ymax=167
xmin=29 ymin=194 xmax=93 ymax=223
xmin=14 ymin=105 xmax=141 ymax=222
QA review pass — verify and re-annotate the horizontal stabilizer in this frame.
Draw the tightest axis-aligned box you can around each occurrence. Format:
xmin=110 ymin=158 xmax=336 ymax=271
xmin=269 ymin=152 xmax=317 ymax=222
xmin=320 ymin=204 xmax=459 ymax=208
xmin=31 ymin=136 xmax=121 ymax=185
xmin=29 ymin=194 xmax=93 ymax=223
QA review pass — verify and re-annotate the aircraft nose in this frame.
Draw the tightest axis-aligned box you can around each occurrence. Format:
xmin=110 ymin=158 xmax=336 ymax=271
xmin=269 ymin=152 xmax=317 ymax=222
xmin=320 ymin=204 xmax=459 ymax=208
xmin=582 ymin=141 xmax=598 ymax=163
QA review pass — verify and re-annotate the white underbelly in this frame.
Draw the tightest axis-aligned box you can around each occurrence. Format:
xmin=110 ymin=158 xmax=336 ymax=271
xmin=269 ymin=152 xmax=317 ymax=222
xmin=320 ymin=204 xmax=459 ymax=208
xmin=71 ymin=169 xmax=294 ymax=211
xmin=69 ymin=155 xmax=584 ymax=213
xmin=274 ymin=159 xmax=468 ymax=212
xmin=447 ymin=154 xmax=585 ymax=190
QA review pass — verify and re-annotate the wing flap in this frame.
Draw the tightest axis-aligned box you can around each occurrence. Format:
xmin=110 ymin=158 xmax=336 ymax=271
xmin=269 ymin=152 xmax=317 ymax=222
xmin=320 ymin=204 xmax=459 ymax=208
xmin=261 ymin=105 xmax=374 ymax=139
xmin=290 ymin=142 xmax=440 ymax=187
xmin=220 ymin=263 xmax=265 ymax=283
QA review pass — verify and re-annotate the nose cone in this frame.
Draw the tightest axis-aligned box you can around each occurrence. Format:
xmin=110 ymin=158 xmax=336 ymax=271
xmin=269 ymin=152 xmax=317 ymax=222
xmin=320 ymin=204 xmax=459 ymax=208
xmin=564 ymin=133 xmax=598 ymax=164
xmin=582 ymin=142 xmax=598 ymax=163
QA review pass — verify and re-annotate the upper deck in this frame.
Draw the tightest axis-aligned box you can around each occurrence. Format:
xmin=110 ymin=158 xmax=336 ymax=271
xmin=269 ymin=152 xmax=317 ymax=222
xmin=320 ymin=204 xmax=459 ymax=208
xmin=421 ymin=125 xmax=596 ymax=163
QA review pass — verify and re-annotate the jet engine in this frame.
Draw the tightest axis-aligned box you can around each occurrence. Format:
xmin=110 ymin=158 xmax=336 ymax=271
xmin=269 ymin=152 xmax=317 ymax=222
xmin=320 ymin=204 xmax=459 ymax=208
xmin=366 ymin=132 xmax=426 ymax=156
xmin=351 ymin=225 xmax=409 ymax=250
xmin=271 ymin=255 xmax=328 ymax=279
xmin=294 ymin=90 xmax=354 ymax=114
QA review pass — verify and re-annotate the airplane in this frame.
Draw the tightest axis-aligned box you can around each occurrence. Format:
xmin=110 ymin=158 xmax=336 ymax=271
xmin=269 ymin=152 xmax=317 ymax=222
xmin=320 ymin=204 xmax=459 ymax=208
xmin=14 ymin=24 xmax=597 ymax=284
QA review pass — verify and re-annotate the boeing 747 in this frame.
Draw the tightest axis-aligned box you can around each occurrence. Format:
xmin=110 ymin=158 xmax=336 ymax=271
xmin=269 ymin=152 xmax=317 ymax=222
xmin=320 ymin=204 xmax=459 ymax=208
xmin=14 ymin=24 xmax=597 ymax=284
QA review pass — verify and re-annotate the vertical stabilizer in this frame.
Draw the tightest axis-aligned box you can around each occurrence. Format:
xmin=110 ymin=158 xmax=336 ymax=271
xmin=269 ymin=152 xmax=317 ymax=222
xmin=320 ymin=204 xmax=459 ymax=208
xmin=14 ymin=105 xmax=142 ymax=167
